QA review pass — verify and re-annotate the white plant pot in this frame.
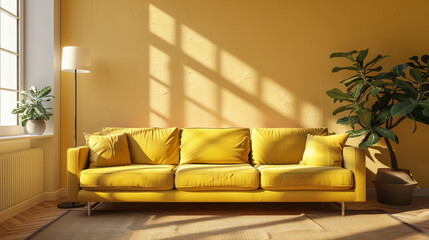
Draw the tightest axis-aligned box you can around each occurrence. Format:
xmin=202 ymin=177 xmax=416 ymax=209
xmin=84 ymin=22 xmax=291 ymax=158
xmin=26 ymin=120 xmax=46 ymax=135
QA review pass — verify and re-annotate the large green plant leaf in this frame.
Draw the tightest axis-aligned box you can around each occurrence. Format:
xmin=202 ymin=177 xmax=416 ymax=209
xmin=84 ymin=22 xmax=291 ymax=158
xmin=367 ymin=66 xmax=383 ymax=73
xmin=326 ymin=88 xmax=352 ymax=100
xmin=392 ymin=63 xmax=408 ymax=77
xmin=21 ymin=119 xmax=29 ymax=127
xmin=395 ymin=79 xmax=418 ymax=96
xmin=373 ymin=108 xmax=391 ymax=126
xmin=11 ymin=108 xmax=25 ymax=114
xmin=330 ymin=50 xmax=357 ymax=61
xmin=407 ymin=106 xmax=429 ymax=125
xmin=346 ymin=129 xmax=368 ymax=137
xmin=345 ymin=78 xmax=363 ymax=87
xmin=422 ymin=55 xmax=429 ymax=66
xmin=423 ymin=108 xmax=429 ymax=117
xmin=419 ymin=100 xmax=429 ymax=108
xmin=357 ymin=49 xmax=369 ymax=64
xmin=332 ymin=66 xmax=357 ymax=73
xmin=353 ymin=83 xmax=363 ymax=98
xmin=391 ymin=101 xmax=418 ymax=117
xmin=359 ymin=131 xmax=380 ymax=148
xmin=29 ymin=86 xmax=37 ymax=97
xmin=340 ymin=74 xmax=362 ymax=83
xmin=34 ymin=105 xmax=46 ymax=116
xmin=374 ymin=126 xmax=398 ymax=143
xmin=37 ymin=86 xmax=52 ymax=98
xmin=364 ymin=55 xmax=388 ymax=70
xmin=357 ymin=109 xmax=372 ymax=126
xmin=410 ymin=68 xmax=424 ymax=83
xmin=392 ymin=93 xmax=410 ymax=102
xmin=370 ymin=87 xmax=381 ymax=96
xmin=333 ymin=104 xmax=354 ymax=116
xmin=337 ymin=115 xmax=359 ymax=125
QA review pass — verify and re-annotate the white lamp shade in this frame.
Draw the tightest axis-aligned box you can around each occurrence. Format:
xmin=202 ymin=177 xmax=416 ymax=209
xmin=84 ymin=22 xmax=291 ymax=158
xmin=62 ymin=46 xmax=91 ymax=73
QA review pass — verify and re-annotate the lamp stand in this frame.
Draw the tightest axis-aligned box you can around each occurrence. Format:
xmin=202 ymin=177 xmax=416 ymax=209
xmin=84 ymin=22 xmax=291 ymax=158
xmin=57 ymin=69 xmax=85 ymax=209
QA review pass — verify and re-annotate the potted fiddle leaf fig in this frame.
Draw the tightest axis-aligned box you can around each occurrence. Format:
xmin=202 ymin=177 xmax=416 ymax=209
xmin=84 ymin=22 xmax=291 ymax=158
xmin=327 ymin=49 xmax=429 ymax=205
xmin=12 ymin=86 xmax=54 ymax=135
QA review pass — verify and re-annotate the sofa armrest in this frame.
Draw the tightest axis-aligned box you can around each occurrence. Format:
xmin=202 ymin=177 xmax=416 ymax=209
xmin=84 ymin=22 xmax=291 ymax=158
xmin=343 ymin=145 xmax=366 ymax=202
xmin=67 ymin=146 xmax=90 ymax=201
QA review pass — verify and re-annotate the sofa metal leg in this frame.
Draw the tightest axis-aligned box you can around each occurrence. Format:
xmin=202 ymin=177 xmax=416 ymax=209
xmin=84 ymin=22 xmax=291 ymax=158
xmin=341 ymin=202 xmax=345 ymax=216
xmin=87 ymin=202 xmax=91 ymax=216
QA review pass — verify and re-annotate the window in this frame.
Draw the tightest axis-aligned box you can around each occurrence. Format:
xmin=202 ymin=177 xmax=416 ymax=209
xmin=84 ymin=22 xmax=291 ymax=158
xmin=0 ymin=0 xmax=23 ymax=136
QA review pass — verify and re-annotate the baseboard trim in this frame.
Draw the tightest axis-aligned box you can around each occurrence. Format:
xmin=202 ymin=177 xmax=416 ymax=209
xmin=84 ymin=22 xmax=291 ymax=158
xmin=0 ymin=188 xmax=66 ymax=223
xmin=367 ymin=188 xmax=429 ymax=197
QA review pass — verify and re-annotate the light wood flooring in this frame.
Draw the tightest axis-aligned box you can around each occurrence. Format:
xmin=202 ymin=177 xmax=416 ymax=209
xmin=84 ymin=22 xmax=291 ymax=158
xmin=0 ymin=197 xmax=428 ymax=240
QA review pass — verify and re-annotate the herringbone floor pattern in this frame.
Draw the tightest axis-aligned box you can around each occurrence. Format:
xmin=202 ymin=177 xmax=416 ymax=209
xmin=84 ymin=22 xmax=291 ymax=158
xmin=0 ymin=198 xmax=67 ymax=240
xmin=0 ymin=197 xmax=428 ymax=240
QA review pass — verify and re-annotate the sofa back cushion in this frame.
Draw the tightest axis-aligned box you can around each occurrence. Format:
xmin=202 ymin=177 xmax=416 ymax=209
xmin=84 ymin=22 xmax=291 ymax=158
xmin=251 ymin=128 xmax=328 ymax=164
xmin=101 ymin=127 xmax=180 ymax=164
xmin=180 ymin=128 xmax=250 ymax=164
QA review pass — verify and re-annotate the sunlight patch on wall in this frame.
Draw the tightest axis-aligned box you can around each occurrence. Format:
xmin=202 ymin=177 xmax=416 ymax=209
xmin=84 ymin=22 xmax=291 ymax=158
xmin=261 ymin=77 xmax=296 ymax=119
xmin=149 ymin=108 xmax=170 ymax=127
xmin=148 ymin=45 xmax=171 ymax=127
xmin=299 ymin=101 xmax=322 ymax=127
xmin=149 ymin=46 xmax=171 ymax=85
xmin=220 ymin=50 xmax=257 ymax=96
xmin=184 ymin=99 xmax=218 ymax=127
xmin=181 ymin=25 xmax=216 ymax=70
xmin=149 ymin=78 xmax=170 ymax=121
xmin=149 ymin=4 xmax=176 ymax=45
xmin=183 ymin=66 xmax=218 ymax=113
xmin=221 ymin=89 xmax=260 ymax=127
xmin=366 ymin=147 xmax=389 ymax=174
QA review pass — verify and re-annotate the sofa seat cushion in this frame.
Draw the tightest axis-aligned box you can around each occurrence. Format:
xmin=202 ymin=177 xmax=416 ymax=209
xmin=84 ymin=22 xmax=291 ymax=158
xmin=175 ymin=164 xmax=259 ymax=191
xmin=256 ymin=165 xmax=354 ymax=190
xmin=80 ymin=165 xmax=175 ymax=190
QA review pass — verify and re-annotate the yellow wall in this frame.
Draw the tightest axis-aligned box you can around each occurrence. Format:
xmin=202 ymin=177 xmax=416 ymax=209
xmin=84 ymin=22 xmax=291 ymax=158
xmin=61 ymin=0 xmax=429 ymax=188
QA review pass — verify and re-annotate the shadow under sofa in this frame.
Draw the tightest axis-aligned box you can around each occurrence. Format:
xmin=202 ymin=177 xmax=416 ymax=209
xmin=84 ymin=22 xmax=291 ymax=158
xmin=66 ymin=127 xmax=366 ymax=216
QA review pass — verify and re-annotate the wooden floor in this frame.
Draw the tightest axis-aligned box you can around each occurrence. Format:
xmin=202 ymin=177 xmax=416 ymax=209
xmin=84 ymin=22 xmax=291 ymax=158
xmin=0 ymin=197 xmax=428 ymax=240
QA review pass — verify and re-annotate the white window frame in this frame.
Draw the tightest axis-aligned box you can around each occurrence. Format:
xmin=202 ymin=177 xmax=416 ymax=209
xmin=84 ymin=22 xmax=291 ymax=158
xmin=0 ymin=0 xmax=24 ymax=136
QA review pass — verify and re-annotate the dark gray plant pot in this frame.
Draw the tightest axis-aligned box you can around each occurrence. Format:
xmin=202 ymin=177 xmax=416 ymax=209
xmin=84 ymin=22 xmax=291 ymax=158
xmin=372 ymin=168 xmax=417 ymax=205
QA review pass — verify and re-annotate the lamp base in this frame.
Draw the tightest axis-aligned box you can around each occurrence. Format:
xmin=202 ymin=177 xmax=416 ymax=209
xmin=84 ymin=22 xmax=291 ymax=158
xmin=57 ymin=202 xmax=86 ymax=209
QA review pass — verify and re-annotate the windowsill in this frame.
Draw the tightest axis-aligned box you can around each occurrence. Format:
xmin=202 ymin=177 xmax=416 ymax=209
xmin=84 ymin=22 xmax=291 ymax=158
xmin=0 ymin=134 xmax=54 ymax=142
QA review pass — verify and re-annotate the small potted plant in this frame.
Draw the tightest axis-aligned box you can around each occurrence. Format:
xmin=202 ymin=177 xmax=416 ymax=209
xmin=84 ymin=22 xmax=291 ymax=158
xmin=12 ymin=86 xmax=54 ymax=135
xmin=327 ymin=49 xmax=429 ymax=205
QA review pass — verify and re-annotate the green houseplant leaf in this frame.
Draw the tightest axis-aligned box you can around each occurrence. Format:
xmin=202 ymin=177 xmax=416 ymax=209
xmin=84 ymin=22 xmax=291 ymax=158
xmin=357 ymin=49 xmax=369 ymax=65
xmin=346 ymin=129 xmax=368 ymax=138
xmin=326 ymin=88 xmax=352 ymax=101
xmin=391 ymin=101 xmax=418 ymax=117
xmin=359 ymin=131 xmax=380 ymax=148
xmin=332 ymin=66 xmax=357 ymax=73
xmin=374 ymin=126 xmax=398 ymax=143
xmin=330 ymin=50 xmax=357 ymax=61
xmin=337 ymin=116 xmax=359 ymax=125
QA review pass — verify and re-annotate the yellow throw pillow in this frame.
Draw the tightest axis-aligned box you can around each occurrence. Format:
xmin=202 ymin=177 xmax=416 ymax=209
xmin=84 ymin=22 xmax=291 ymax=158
xmin=300 ymin=133 xmax=349 ymax=167
xmin=85 ymin=133 xmax=131 ymax=168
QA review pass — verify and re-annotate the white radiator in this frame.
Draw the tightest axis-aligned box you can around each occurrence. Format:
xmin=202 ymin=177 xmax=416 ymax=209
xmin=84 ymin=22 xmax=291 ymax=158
xmin=0 ymin=148 xmax=44 ymax=212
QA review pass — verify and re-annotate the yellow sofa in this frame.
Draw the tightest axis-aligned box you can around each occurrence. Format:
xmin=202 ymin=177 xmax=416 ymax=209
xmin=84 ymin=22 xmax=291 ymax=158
xmin=67 ymin=127 xmax=366 ymax=216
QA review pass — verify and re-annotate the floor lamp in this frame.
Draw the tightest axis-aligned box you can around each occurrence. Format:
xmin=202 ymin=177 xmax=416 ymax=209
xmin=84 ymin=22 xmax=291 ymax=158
xmin=57 ymin=46 xmax=91 ymax=209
